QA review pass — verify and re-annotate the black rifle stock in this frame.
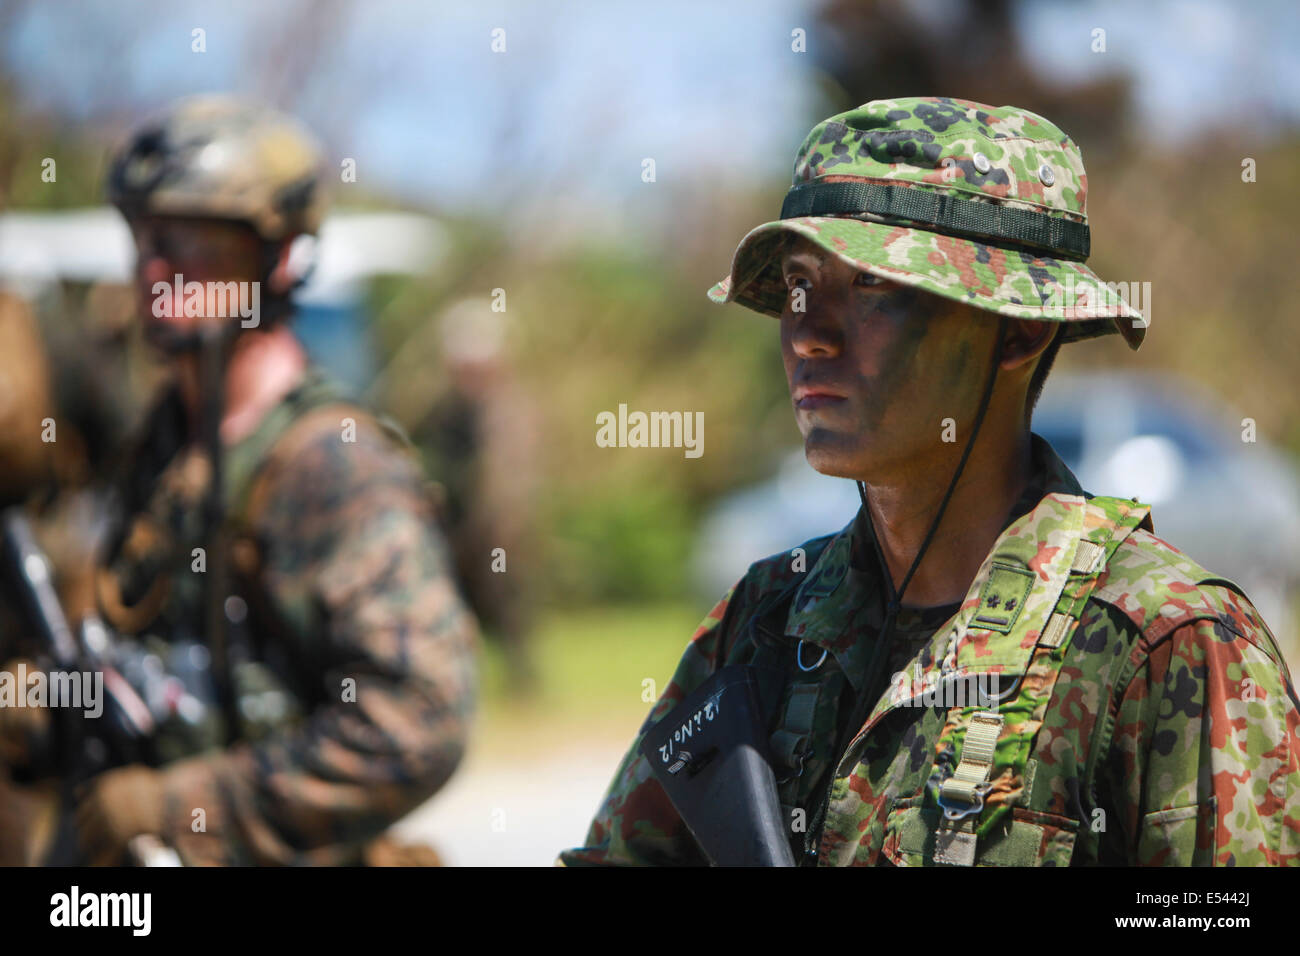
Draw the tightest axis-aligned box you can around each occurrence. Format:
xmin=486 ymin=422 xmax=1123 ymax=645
xmin=639 ymin=664 xmax=795 ymax=866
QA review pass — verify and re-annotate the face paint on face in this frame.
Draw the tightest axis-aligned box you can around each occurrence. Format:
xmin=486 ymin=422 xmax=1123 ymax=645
xmin=778 ymin=234 xmax=990 ymax=480
xmin=853 ymin=283 xmax=946 ymax=432
xmin=130 ymin=216 xmax=263 ymax=341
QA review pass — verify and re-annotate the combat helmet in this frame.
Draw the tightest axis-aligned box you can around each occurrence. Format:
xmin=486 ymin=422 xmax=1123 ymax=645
xmin=106 ymin=94 xmax=325 ymax=244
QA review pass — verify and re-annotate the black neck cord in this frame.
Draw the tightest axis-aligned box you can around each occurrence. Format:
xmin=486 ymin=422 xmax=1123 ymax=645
xmin=808 ymin=319 xmax=1009 ymax=859
xmin=856 ymin=316 xmax=1008 ymax=617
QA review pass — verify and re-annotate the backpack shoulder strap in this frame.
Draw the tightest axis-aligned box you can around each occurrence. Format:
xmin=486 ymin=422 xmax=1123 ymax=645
xmin=926 ymin=493 xmax=1151 ymax=865
xmin=739 ymin=531 xmax=853 ymax=823
xmin=225 ymin=370 xmax=408 ymax=530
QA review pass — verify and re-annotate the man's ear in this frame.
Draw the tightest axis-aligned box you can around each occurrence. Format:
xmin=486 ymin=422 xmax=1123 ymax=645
xmin=999 ymin=318 xmax=1056 ymax=372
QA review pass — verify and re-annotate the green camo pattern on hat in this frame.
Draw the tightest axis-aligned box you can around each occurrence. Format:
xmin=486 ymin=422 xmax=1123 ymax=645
xmin=708 ymin=96 xmax=1146 ymax=349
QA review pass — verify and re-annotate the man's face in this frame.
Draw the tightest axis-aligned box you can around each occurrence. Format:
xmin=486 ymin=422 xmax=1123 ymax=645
xmin=779 ymin=233 xmax=995 ymax=481
xmin=129 ymin=215 xmax=261 ymax=338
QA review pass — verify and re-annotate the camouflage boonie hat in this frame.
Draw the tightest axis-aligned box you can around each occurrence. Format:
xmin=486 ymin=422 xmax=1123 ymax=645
xmin=708 ymin=96 xmax=1145 ymax=349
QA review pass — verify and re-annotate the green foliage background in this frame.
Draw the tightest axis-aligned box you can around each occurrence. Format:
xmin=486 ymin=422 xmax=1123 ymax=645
xmin=3 ymin=78 xmax=1298 ymax=618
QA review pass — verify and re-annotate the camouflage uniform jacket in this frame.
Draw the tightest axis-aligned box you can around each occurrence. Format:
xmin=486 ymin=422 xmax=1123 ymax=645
xmin=98 ymin=367 xmax=478 ymax=865
xmin=561 ymin=435 xmax=1300 ymax=866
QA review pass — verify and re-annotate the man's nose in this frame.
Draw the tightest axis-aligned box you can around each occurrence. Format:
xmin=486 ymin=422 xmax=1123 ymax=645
xmin=787 ymin=296 xmax=844 ymax=359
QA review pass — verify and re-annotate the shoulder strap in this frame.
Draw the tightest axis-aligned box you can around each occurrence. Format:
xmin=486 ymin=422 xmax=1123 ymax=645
xmin=928 ymin=493 xmax=1150 ymax=865
xmin=106 ymin=387 xmax=187 ymax=548
xmin=224 ymin=371 xmax=340 ymax=518
xmin=224 ymin=370 xmax=407 ymax=529
xmin=740 ymin=533 xmax=855 ymax=825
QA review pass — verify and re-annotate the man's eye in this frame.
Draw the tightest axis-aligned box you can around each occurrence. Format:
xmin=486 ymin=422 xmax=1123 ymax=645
xmin=786 ymin=276 xmax=812 ymax=293
xmin=854 ymin=272 xmax=884 ymax=287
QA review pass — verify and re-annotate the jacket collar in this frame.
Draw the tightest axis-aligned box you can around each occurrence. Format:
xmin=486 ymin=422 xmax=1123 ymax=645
xmin=784 ymin=434 xmax=1088 ymax=689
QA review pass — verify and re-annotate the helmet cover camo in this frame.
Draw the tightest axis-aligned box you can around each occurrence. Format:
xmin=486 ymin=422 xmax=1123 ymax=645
xmin=106 ymin=95 xmax=325 ymax=243
xmin=708 ymin=96 xmax=1145 ymax=349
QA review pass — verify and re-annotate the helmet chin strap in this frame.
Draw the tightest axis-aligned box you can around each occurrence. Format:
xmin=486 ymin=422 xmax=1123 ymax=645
xmin=856 ymin=315 xmax=1009 ymax=623
xmin=143 ymin=319 xmax=237 ymax=356
xmin=142 ymin=235 xmax=304 ymax=357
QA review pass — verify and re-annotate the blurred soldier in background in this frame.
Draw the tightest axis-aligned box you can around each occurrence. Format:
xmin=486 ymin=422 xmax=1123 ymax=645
xmin=1 ymin=95 xmax=479 ymax=865
xmin=412 ymin=299 xmax=540 ymax=691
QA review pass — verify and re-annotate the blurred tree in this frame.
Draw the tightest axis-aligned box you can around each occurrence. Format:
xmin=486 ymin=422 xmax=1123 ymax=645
xmin=814 ymin=0 xmax=1134 ymax=153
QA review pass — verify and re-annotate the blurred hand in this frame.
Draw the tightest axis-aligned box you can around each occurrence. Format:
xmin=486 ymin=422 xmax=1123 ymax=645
xmin=75 ymin=764 xmax=166 ymax=865
xmin=363 ymin=834 xmax=444 ymax=867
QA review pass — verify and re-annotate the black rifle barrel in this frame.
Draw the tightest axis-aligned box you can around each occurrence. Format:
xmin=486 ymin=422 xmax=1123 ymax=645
xmin=198 ymin=323 xmax=239 ymax=745
xmin=1 ymin=507 xmax=79 ymax=667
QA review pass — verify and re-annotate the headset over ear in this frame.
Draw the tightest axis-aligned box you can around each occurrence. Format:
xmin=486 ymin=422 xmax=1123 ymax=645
xmin=260 ymin=231 xmax=318 ymax=302
xmin=108 ymin=96 xmax=328 ymax=340
xmin=281 ymin=233 xmax=318 ymax=293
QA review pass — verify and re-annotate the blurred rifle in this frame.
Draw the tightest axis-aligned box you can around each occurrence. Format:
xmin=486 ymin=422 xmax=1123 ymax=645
xmin=0 ymin=324 xmax=252 ymax=864
xmin=0 ymin=506 xmax=177 ymax=865
xmin=198 ymin=322 xmax=240 ymax=747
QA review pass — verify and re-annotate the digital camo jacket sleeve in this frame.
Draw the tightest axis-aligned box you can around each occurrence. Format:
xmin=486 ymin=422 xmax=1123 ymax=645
xmin=559 ymin=583 xmax=743 ymax=866
xmin=1099 ymin=586 xmax=1300 ymax=866
xmin=159 ymin=410 xmax=479 ymax=865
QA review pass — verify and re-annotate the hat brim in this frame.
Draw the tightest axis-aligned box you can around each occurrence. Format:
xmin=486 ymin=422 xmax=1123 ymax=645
xmin=707 ymin=217 xmax=1146 ymax=350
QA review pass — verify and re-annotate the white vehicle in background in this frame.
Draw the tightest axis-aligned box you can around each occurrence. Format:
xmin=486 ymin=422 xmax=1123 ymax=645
xmin=0 ymin=206 xmax=448 ymax=391
xmin=693 ymin=372 xmax=1300 ymax=646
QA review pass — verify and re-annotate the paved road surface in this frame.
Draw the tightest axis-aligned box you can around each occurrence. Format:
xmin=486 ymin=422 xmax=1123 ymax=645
xmin=392 ymin=736 xmax=629 ymax=866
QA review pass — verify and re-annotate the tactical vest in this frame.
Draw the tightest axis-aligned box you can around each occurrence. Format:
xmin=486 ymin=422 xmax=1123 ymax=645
xmin=95 ymin=370 xmax=413 ymax=756
xmin=225 ymin=370 xmax=414 ymax=528
xmin=745 ymin=492 xmax=1155 ymax=867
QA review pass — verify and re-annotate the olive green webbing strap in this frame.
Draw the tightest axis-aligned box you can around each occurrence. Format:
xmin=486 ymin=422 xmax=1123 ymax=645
xmin=934 ymin=496 xmax=1149 ymax=864
xmin=223 ymin=370 xmax=355 ymax=527
xmin=770 ymin=683 xmax=820 ymax=776
xmin=936 ymin=710 xmax=1004 ymax=808
xmin=736 ymin=562 xmax=831 ymax=832
xmin=936 ymin=535 xmax=1109 ymax=811
xmin=741 ymin=573 xmax=826 ymax=780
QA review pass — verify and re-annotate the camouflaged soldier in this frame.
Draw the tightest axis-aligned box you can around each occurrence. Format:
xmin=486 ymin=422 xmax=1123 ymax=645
xmin=562 ymin=97 xmax=1300 ymax=867
xmin=54 ymin=95 xmax=479 ymax=865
